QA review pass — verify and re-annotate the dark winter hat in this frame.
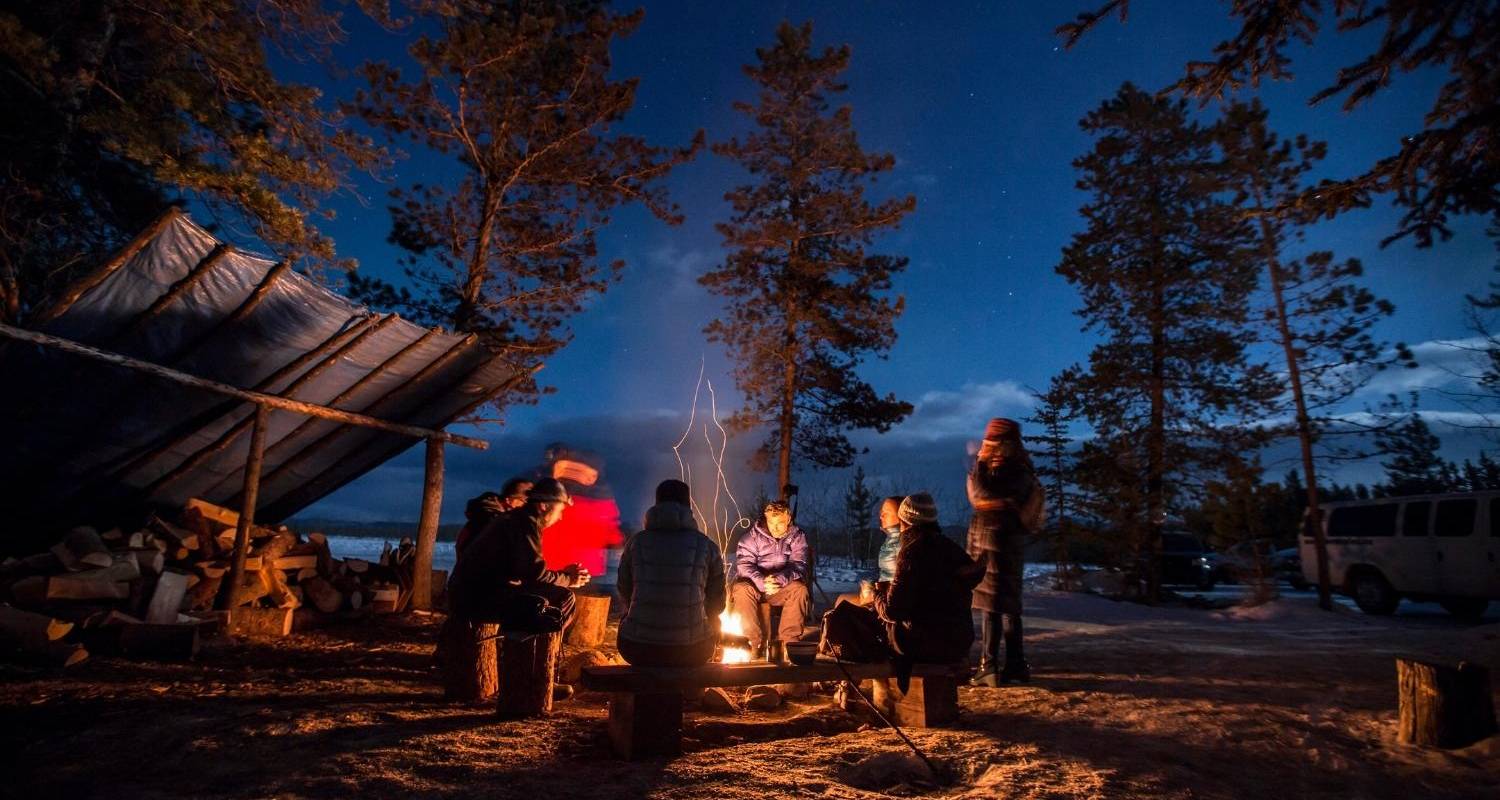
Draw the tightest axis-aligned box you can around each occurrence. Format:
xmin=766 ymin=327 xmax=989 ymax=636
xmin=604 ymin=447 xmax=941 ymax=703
xmin=500 ymin=477 xmax=532 ymax=501
xmin=655 ymin=479 xmax=691 ymax=506
xmin=897 ymin=493 xmax=939 ymax=526
xmin=526 ymin=477 xmax=573 ymax=506
xmin=984 ymin=417 xmax=1022 ymax=442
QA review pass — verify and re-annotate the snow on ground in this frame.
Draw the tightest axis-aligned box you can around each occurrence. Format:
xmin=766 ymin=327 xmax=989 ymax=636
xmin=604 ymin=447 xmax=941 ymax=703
xmin=2 ymin=586 xmax=1496 ymax=799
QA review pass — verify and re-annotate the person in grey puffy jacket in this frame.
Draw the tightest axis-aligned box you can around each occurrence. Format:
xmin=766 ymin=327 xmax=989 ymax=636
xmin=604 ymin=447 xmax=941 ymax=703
xmin=616 ymin=480 xmax=727 ymax=667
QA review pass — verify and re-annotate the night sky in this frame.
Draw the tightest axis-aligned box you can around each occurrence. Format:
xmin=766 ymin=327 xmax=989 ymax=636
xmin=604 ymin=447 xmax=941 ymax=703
xmin=288 ymin=2 xmax=1495 ymax=525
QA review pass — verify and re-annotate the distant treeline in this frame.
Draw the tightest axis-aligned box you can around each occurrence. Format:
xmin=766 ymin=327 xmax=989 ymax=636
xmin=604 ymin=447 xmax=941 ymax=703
xmin=288 ymin=519 xmax=464 ymax=542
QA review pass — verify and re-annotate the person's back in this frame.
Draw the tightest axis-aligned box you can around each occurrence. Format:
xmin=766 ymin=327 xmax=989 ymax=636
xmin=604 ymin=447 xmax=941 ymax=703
xmin=447 ymin=508 xmax=526 ymax=620
xmin=616 ymin=481 xmax=726 ymax=666
xmin=878 ymin=500 xmax=984 ymax=666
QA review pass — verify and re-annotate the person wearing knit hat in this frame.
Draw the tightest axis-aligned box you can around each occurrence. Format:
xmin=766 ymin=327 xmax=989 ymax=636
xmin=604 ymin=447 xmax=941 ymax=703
xmin=967 ymin=417 xmax=1044 ymax=686
xmin=897 ymin=493 xmax=939 ymax=526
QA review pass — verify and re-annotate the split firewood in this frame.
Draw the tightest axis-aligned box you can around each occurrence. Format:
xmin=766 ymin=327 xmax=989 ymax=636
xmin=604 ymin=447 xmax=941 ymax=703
xmin=99 ymin=528 xmax=124 ymax=543
xmin=127 ymin=531 xmax=147 ymax=549
xmin=370 ymin=586 xmax=399 ymax=614
xmin=295 ymin=567 xmax=318 ymax=582
xmin=183 ymin=575 xmax=221 ymax=612
xmin=344 ymin=558 xmax=370 ymax=575
xmin=273 ymin=554 xmax=318 ymax=571
xmin=50 ymin=526 xmax=114 ymax=571
xmin=230 ymin=570 xmax=271 ymax=607
xmin=147 ymin=516 xmax=199 ymax=552
xmin=331 ymin=575 xmax=364 ymax=610
xmin=184 ymin=498 xmax=239 ymax=529
xmin=0 ymin=605 xmax=74 ymax=654
xmin=196 ymin=562 xmax=228 ymax=579
xmin=127 ymin=548 xmax=165 ymax=576
xmin=300 ymin=577 xmax=343 ymax=614
xmin=144 ymin=571 xmax=191 ymax=624
xmin=14 ymin=572 xmax=131 ymax=602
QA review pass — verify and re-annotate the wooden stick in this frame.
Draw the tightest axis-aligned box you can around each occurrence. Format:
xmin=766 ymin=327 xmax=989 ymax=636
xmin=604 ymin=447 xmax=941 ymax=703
xmin=109 ymin=244 xmax=234 ymax=344
xmin=411 ymin=437 xmax=444 ymax=611
xmin=0 ymin=322 xmax=489 ymax=449
xmin=163 ymin=260 xmax=290 ymax=365
xmin=202 ymin=328 xmax=443 ymax=499
xmin=28 ymin=207 xmax=183 ymax=328
xmin=217 ymin=404 xmax=269 ymax=610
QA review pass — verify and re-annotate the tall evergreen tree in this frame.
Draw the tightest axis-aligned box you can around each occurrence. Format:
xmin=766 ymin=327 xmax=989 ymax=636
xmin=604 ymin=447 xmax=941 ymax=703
xmin=350 ymin=0 xmax=701 ymax=408
xmin=1216 ymin=98 xmax=1407 ymax=609
xmin=703 ymin=21 xmax=915 ymax=496
xmin=1025 ymin=372 xmax=1079 ymax=579
xmin=841 ymin=465 xmax=877 ymax=566
xmin=1059 ymin=1 xmax=1500 ymax=248
xmin=1376 ymin=413 xmax=1455 ymax=495
xmin=0 ymin=0 xmax=389 ymax=321
xmin=1058 ymin=83 xmax=1274 ymax=601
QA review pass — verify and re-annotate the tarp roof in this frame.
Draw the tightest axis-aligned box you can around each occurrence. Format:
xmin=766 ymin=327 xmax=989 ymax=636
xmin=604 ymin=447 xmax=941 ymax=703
xmin=0 ymin=210 xmax=516 ymax=533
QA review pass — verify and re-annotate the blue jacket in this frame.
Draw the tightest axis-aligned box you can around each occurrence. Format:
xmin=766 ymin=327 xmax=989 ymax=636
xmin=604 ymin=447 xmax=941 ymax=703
xmin=877 ymin=529 xmax=901 ymax=582
xmin=733 ymin=521 xmax=808 ymax=591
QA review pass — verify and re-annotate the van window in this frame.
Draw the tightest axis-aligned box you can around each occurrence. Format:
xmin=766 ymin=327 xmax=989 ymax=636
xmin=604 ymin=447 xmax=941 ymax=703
xmin=1434 ymin=499 xmax=1476 ymax=537
xmin=1327 ymin=504 xmax=1398 ymax=538
xmin=1402 ymin=501 xmax=1431 ymax=536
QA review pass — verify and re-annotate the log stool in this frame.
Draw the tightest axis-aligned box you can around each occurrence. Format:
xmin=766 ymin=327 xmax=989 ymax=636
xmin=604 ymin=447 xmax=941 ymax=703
xmin=1396 ymin=657 xmax=1496 ymax=748
xmin=497 ymin=629 xmax=562 ymax=718
xmin=437 ymin=616 xmax=498 ymax=702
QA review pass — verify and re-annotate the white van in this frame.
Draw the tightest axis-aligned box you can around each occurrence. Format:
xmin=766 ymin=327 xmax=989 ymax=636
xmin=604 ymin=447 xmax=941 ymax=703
xmin=1300 ymin=491 xmax=1499 ymax=618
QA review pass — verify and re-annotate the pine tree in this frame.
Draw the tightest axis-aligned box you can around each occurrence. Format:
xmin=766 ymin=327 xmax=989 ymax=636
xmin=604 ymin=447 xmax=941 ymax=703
xmin=1058 ymin=83 xmax=1275 ymax=601
xmin=1377 ymin=413 xmax=1455 ymax=495
xmin=0 ymin=0 xmax=389 ymax=321
xmin=350 ymin=0 xmax=701 ymax=407
xmin=841 ymin=465 xmax=877 ymax=567
xmin=1025 ymin=372 xmax=1079 ymax=582
xmin=703 ymin=21 xmax=915 ymax=497
xmin=1059 ymin=1 xmax=1500 ymax=248
xmin=1216 ymin=98 xmax=1408 ymax=609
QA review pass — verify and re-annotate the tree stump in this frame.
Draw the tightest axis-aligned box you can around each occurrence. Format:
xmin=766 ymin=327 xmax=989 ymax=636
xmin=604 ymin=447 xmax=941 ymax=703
xmin=1397 ymin=657 xmax=1497 ymax=748
xmin=438 ymin=617 xmax=498 ymax=702
xmin=497 ymin=631 xmax=561 ymax=718
xmin=565 ymin=593 xmax=611 ymax=648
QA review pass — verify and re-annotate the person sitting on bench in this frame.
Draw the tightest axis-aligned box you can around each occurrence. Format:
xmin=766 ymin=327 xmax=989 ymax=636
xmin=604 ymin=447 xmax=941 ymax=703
xmin=729 ymin=501 xmax=811 ymax=652
xmin=615 ymin=479 xmax=727 ymax=667
xmin=447 ymin=477 xmax=591 ymax=634
xmin=835 ymin=495 xmax=905 ymax=608
xmin=821 ymin=493 xmax=984 ymax=690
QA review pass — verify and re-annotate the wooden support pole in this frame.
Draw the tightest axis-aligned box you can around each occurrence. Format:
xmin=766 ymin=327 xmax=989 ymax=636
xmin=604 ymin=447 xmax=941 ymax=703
xmin=163 ymin=260 xmax=290 ymax=365
xmin=412 ymin=437 xmax=445 ymax=611
xmin=216 ymin=404 xmax=269 ymax=610
xmin=0 ymin=323 xmax=489 ymax=450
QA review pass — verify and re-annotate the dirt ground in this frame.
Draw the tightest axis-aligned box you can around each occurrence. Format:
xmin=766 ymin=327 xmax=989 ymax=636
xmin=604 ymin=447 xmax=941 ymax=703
xmin=3 ymin=588 xmax=1497 ymax=800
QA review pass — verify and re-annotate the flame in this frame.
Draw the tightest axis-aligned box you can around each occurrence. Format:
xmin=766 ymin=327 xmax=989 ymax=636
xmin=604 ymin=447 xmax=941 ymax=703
xmin=721 ymin=647 xmax=753 ymax=664
xmin=717 ymin=610 xmax=752 ymax=663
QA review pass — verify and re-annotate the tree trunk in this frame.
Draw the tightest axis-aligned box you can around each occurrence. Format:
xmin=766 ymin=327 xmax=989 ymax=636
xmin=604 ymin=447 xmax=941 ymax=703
xmin=438 ymin=616 xmax=499 ymax=703
xmin=1396 ymin=658 xmax=1496 ymax=748
xmin=412 ymin=437 xmax=444 ymax=610
xmin=1257 ymin=212 xmax=1333 ymax=610
xmin=565 ymin=592 xmax=611 ymax=648
xmin=497 ymin=631 xmax=561 ymax=718
xmin=1145 ymin=270 xmax=1167 ymax=603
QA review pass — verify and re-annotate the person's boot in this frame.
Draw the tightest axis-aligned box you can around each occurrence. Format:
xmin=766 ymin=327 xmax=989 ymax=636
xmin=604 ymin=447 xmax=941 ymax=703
xmin=552 ymin=683 xmax=576 ymax=702
xmin=998 ymin=613 xmax=1029 ymax=684
xmin=970 ymin=611 xmax=1001 ymax=687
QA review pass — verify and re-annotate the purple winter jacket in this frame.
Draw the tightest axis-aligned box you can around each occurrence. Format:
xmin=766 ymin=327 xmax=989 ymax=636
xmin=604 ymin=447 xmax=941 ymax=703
xmin=733 ymin=521 xmax=809 ymax=591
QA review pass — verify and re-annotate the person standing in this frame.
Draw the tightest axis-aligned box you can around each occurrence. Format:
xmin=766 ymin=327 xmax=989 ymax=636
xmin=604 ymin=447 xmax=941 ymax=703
xmin=615 ymin=480 xmax=726 ymax=667
xmin=967 ymin=418 xmax=1044 ymax=686
xmin=729 ymin=501 xmax=811 ymax=652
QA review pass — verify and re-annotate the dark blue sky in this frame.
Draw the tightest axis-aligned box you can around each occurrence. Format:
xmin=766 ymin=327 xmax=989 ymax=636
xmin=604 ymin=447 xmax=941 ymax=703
xmin=292 ymin=2 xmax=1495 ymax=524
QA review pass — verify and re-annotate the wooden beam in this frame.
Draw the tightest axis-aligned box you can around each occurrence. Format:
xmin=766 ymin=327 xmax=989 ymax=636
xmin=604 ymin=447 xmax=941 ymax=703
xmin=109 ymin=244 xmax=234 ymax=345
xmin=0 ymin=323 xmax=490 ymax=449
xmin=163 ymin=260 xmax=290 ymax=365
xmin=254 ymin=356 xmax=533 ymax=521
xmin=29 ymin=207 xmax=184 ymax=328
xmin=144 ymin=314 xmax=401 ymax=496
xmin=216 ymin=405 xmax=269 ymax=610
xmin=200 ymin=328 xmax=443 ymax=499
xmin=246 ymin=334 xmax=479 ymax=497
xmin=411 ymin=437 xmax=444 ymax=611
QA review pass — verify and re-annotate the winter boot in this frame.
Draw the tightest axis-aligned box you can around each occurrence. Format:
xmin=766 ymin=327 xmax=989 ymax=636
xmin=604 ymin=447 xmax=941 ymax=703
xmin=999 ymin=659 xmax=1031 ymax=684
xmin=998 ymin=613 xmax=1028 ymax=684
xmin=970 ymin=611 xmax=1002 ymax=687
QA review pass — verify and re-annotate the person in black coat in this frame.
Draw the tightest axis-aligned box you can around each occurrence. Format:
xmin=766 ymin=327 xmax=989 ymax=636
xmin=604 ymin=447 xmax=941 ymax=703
xmin=967 ymin=417 xmax=1042 ymax=685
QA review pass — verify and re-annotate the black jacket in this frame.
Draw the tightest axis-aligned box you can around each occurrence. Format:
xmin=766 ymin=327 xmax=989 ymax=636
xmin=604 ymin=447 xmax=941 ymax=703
xmin=448 ymin=506 xmax=570 ymax=617
xmin=876 ymin=522 xmax=984 ymax=663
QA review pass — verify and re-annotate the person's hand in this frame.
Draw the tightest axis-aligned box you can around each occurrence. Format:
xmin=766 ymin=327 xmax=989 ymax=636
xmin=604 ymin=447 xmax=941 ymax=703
xmin=763 ymin=575 xmax=780 ymax=595
xmin=480 ymin=495 xmax=507 ymax=515
xmin=562 ymin=563 xmax=591 ymax=588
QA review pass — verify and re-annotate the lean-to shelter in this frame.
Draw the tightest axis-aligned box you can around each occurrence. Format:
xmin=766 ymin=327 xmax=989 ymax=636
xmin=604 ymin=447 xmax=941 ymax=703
xmin=0 ymin=209 xmax=519 ymax=552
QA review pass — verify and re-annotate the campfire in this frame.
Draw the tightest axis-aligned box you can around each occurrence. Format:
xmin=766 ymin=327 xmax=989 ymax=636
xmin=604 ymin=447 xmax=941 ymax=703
xmin=718 ymin=610 xmax=753 ymax=663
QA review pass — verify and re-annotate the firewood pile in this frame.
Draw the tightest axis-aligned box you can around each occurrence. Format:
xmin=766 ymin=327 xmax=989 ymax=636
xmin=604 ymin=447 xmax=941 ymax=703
xmin=0 ymin=498 xmax=431 ymax=667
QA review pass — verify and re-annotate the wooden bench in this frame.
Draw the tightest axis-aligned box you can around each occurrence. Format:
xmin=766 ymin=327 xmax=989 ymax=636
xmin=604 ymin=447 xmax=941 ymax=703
xmin=580 ymin=659 xmax=966 ymax=759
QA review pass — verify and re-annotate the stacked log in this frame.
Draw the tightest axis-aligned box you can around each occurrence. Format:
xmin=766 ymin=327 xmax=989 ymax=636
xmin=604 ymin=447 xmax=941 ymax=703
xmin=2 ymin=498 xmax=445 ymax=663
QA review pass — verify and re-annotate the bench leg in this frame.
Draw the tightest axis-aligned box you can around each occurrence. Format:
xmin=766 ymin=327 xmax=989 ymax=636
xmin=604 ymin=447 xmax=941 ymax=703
xmin=893 ymin=675 xmax=959 ymax=728
xmin=608 ymin=691 xmax=682 ymax=759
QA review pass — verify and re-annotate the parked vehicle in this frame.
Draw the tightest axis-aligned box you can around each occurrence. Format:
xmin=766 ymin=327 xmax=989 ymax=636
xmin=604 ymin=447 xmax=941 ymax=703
xmin=1300 ymin=491 xmax=1499 ymax=618
xmin=1159 ymin=532 xmax=1217 ymax=590
xmin=1215 ymin=539 xmax=1308 ymax=589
